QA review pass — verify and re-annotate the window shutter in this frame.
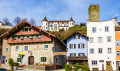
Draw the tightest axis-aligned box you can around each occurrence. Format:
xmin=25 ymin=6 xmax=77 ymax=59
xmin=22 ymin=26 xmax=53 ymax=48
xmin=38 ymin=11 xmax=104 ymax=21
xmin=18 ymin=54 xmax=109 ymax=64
xmin=74 ymin=53 xmax=76 ymax=56
xmin=70 ymin=44 xmax=71 ymax=49
xmin=74 ymin=36 xmax=76 ymax=39
xmin=83 ymin=44 xmax=84 ymax=48
xmin=83 ymin=53 xmax=85 ymax=56
xmin=78 ymin=35 xmax=80 ymax=39
xmin=74 ymin=44 xmax=76 ymax=48
xmin=70 ymin=54 xmax=71 ymax=56
xmin=78 ymin=44 xmax=80 ymax=48
xmin=78 ymin=53 xmax=80 ymax=56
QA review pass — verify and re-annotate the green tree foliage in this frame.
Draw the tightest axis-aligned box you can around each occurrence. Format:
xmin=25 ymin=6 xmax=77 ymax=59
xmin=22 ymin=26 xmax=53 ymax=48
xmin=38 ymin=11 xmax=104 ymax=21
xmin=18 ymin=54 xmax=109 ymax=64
xmin=8 ymin=58 xmax=14 ymax=66
xmin=74 ymin=63 xmax=90 ymax=71
xmin=59 ymin=28 xmax=65 ymax=32
xmin=0 ymin=28 xmax=9 ymax=36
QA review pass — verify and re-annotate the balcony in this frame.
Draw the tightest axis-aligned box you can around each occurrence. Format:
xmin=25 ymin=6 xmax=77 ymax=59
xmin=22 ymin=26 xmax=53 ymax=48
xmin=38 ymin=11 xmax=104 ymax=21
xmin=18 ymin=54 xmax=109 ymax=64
xmin=67 ymin=56 xmax=88 ymax=61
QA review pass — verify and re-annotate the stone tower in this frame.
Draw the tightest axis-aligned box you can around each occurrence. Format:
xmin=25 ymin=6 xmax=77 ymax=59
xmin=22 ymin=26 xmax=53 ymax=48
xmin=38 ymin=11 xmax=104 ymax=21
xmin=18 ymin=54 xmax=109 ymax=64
xmin=88 ymin=4 xmax=100 ymax=21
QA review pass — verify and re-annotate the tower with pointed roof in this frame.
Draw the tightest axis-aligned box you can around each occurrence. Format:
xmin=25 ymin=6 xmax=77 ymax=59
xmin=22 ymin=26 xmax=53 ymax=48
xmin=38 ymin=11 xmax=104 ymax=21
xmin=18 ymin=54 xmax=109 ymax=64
xmin=41 ymin=17 xmax=49 ymax=31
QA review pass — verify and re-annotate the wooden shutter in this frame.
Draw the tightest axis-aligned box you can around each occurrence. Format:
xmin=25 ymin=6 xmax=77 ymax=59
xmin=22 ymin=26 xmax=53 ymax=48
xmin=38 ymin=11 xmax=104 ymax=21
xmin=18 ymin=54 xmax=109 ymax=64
xmin=78 ymin=44 xmax=80 ymax=48
xmin=78 ymin=53 xmax=80 ymax=56
xmin=74 ymin=53 xmax=76 ymax=56
xmin=74 ymin=44 xmax=76 ymax=48
xmin=78 ymin=35 xmax=80 ymax=39
xmin=83 ymin=44 xmax=84 ymax=48
xmin=70 ymin=44 xmax=71 ymax=49
xmin=83 ymin=53 xmax=85 ymax=56
xmin=74 ymin=36 xmax=76 ymax=39
xmin=70 ymin=53 xmax=72 ymax=56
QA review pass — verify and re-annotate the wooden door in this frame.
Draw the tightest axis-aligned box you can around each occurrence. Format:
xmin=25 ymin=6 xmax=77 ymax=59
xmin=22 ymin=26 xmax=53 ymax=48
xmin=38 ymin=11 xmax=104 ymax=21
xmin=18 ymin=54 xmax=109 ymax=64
xmin=29 ymin=56 xmax=34 ymax=65
xmin=106 ymin=61 xmax=111 ymax=71
xmin=92 ymin=68 xmax=98 ymax=71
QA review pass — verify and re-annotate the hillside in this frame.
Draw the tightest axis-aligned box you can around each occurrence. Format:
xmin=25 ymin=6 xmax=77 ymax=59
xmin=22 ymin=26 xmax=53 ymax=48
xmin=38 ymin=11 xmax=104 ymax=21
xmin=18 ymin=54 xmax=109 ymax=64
xmin=49 ymin=25 xmax=87 ymax=41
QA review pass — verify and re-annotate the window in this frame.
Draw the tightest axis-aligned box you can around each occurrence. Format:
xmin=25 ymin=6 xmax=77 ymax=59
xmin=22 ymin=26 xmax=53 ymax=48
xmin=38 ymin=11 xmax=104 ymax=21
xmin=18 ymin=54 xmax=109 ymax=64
xmin=108 ymin=48 xmax=112 ymax=53
xmin=98 ymin=48 xmax=102 ymax=53
xmin=105 ymin=26 xmax=109 ymax=32
xmin=16 ymin=46 xmax=19 ymax=51
xmin=46 ymin=27 xmax=47 ymax=29
xmin=56 ymin=58 xmax=58 ymax=63
xmin=41 ymin=57 xmax=47 ymax=62
xmin=46 ymin=23 xmax=47 ymax=25
xmin=107 ymin=36 xmax=111 ymax=42
xmin=78 ymin=44 xmax=84 ymax=48
xmin=12 ymin=35 xmax=16 ymax=40
xmin=27 ymin=36 xmax=30 ymax=38
xmin=6 ymin=48 xmax=8 ymax=51
xmin=22 ymin=27 xmax=31 ymax=32
xmin=92 ymin=27 xmax=96 ymax=32
xmin=90 ymin=49 xmax=94 ymax=53
xmin=89 ymin=37 xmax=94 ymax=43
xmin=44 ymin=45 xmax=48 ymax=50
xmin=17 ymin=36 xmax=20 ymax=39
xmin=92 ymin=61 xmax=97 ymax=65
xmin=116 ymin=40 xmax=120 ymax=46
xmin=78 ymin=53 xmax=84 ymax=56
xmin=17 ymin=58 xmax=21 ymax=62
xmin=116 ymin=51 xmax=120 ymax=56
xmin=74 ymin=35 xmax=80 ymax=39
xmin=25 ymin=46 xmax=28 ymax=51
xmin=70 ymin=53 xmax=76 ymax=57
xmin=70 ymin=44 xmax=76 ymax=49
xmin=98 ymin=37 xmax=102 ymax=43
xmin=36 ymin=35 xmax=40 ymax=38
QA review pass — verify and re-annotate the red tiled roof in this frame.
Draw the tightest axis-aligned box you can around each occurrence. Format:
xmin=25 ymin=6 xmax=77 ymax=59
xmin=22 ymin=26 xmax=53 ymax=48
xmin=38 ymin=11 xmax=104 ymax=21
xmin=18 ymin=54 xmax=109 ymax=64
xmin=0 ymin=20 xmax=55 ymax=38
xmin=70 ymin=17 xmax=73 ymax=21
xmin=48 ymin=20 xmax=69 ymax=24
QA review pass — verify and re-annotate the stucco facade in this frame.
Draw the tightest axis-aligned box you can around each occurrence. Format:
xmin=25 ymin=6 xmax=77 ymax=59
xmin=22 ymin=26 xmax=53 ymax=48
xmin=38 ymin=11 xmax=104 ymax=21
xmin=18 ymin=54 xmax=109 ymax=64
xmin=87 ymin=19 xmax=116 ymax=71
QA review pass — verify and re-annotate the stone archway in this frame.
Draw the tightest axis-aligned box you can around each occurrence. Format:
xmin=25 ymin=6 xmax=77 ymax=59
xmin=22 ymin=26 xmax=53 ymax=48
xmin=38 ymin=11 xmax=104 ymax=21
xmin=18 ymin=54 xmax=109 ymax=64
xmin=28 ymin=56 xmax=34 ymax=65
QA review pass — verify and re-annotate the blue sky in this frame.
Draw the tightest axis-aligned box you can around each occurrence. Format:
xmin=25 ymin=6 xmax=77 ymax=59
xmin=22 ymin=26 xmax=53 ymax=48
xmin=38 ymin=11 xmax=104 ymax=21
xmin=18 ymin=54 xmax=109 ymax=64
xmin=0 ymin=0 xmax=120 ymax=26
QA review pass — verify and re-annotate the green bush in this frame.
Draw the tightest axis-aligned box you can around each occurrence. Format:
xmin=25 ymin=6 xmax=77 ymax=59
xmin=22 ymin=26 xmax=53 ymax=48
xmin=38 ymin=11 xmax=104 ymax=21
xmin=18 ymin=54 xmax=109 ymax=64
xmin=14 ymin=62 xmax=19 ymax=66
xmin=74 ymin=63 xmax=90 ymax=71
xmin=65 ymin=64 xmax=72 ymax=71
xmin=59 ymin=28 xmax=65 ymax=32
xmin=8 ymin=58 xmax=14 ymax=66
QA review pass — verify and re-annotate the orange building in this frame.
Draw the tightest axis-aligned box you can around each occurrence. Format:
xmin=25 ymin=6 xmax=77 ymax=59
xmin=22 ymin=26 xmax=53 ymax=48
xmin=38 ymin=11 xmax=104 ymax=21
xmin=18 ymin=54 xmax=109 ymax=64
xmin=115 ymin=31 xmax=120 ymax=69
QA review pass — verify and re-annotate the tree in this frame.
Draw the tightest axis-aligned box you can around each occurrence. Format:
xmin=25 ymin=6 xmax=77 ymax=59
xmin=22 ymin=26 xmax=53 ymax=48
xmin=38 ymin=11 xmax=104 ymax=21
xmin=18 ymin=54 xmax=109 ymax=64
xmin=8 ymin=58 xmax=14 ymax=70
xmin=30 ymin=18 xmax=36 ymax=25
xmin=80 ymin=22 xmax=86 ymax=26
xmin=3 ymin=18 xmax=12 ymax=26
xmin=13 ymin=16 xmax=21 ymax=25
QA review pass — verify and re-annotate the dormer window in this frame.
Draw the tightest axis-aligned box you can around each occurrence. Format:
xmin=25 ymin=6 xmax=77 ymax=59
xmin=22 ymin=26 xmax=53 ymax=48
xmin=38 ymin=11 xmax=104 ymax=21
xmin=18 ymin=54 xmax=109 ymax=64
xmin=22 ymin=27 xmax=31 ymax=32
xmin=12 ymin=35 xmax=16 ymax=40
xmin=36 ymin=35 xmax=40 ymax=38
xmin=74 ymin=34 xmax=80 ymax=39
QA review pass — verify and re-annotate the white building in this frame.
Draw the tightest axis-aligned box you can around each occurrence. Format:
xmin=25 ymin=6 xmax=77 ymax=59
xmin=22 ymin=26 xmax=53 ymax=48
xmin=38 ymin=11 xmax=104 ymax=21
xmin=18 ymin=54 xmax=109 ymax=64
xmin=87 ymin=19 xmax=116 ymax=71
xmin=41 ymin=17 xmax=75 ymax=31
xmin=0 ymin=21 xmax=12 ymax=29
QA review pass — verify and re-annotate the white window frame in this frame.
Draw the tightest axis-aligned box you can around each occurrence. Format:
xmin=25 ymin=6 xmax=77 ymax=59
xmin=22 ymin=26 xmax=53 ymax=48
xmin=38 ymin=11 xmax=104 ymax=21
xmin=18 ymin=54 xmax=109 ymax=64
xmin=24 ymin=46 xmax=28 ymax=51
xmin=116 ymin=40 xmax=120 ymax=46
xmin=107 ymin=36 xmax=111 ymax=42
xmin=116 ymin=51 xmax=120 ymax=56
xmin=92 ymin=27 xmax=96 ymax=33
xmin=108 ymin=48 xmax=112 ymax=53
xmin=44 ymin=45 xmax=48 ymax=50
xmin=90 ymin=48 xmax=94 ymax=54
xmin=92 ymin=60 xmax=97 ymax=65
xmin=98 ymin=37 xmax=102 ymax=43
xmin=89 ymin=37 xmax=94 ymax=43
xmin=6 ymin=47 xmax=8 ymax=51
xmin=98 ymin=48 xmax=102 ymax=53
xmin=105 ymin=26 xmax=109 ymax=32
xmin=15 ymin=46 xmax=19 ymax=51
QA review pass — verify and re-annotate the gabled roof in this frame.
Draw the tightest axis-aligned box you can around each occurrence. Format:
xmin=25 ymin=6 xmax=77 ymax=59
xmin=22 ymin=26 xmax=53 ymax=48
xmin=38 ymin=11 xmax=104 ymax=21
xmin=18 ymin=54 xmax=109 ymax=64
xmin=0 ymin=20 xmax=55 ymax=38
xmin=64 ymin=32 xmax=88 ymax=42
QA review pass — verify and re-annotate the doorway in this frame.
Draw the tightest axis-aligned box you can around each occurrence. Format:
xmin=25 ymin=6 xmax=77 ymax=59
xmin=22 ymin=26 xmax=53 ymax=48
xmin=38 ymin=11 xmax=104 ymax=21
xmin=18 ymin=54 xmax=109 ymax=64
xmin=28 ymin=56 xmax=34 ymax=65
xmin=106 ymin=61 xmax=111 ymax=71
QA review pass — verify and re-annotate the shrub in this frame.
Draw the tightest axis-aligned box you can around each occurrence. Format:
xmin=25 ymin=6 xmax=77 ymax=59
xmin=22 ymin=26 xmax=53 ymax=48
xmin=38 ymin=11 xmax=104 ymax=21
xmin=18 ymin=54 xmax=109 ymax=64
xmin=14 ymin=62 xmax=19 ymax=66
xmin=8 ymin=58 xmax=14 ymax=66
xmin=65 ymin=64 xmax=72 ymax=71
xmin=74 ymin=63 xmax=90 ymax=71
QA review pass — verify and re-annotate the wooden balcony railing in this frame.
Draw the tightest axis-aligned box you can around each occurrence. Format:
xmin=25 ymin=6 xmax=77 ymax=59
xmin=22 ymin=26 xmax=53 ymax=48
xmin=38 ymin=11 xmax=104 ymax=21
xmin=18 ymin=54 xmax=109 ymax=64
xmin=68 ymin=56 xmax=88 ymax=60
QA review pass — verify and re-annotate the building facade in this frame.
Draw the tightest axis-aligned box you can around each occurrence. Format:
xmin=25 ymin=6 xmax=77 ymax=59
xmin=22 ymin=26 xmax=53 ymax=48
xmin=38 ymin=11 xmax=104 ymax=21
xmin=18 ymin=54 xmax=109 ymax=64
xmin=0 ymin=20 xmax=66 ymax=69
xmin=88 ymin=4 xmax=100 ymax=22
xmin=87 ymin=19 xmax=116 ymax=71
xmin=64 ymin=33 xmax=88 ymax=66
xmin=41 ymin=17 xmax=75 ymax=31
xmin=115 ymin=31 xmax=120 ymax=69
